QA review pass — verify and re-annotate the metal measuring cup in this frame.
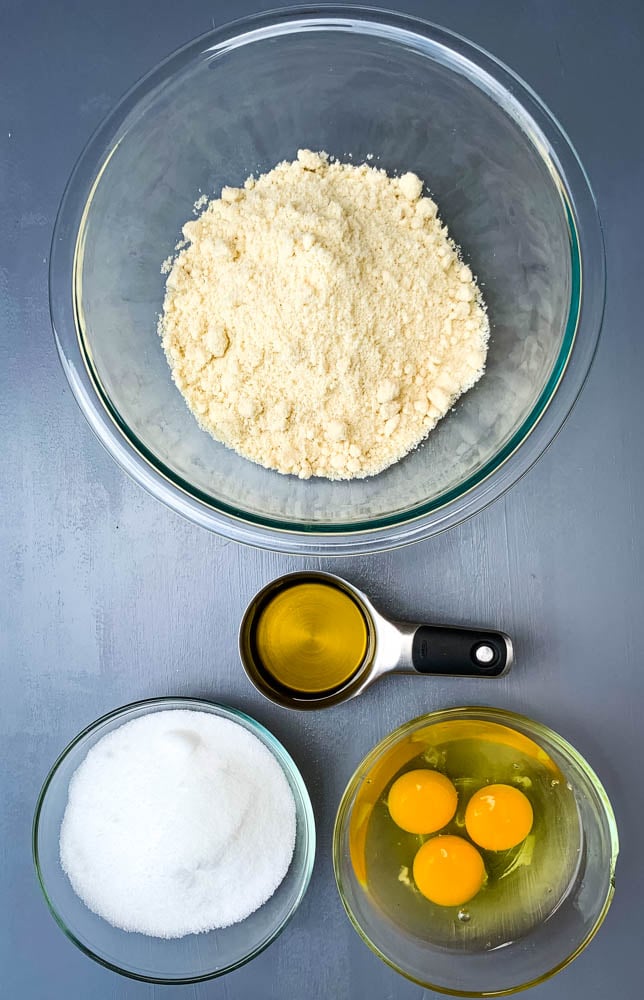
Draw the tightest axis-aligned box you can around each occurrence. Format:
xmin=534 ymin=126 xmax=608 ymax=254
xmin=239 ymin=571 xmax=513 ymax=710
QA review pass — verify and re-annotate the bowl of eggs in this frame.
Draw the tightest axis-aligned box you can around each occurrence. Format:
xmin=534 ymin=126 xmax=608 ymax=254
xmin=333 ymin=706 xmax=618 ymax=996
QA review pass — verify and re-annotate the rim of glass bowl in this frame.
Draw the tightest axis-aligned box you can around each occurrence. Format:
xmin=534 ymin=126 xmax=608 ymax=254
xmin=49 ymin=5 xmax=606 ymax=556
xmin=332 ymin=705 xmax=619 ymax=997
xmin=32 ymin=697 xmax=316 ymax=985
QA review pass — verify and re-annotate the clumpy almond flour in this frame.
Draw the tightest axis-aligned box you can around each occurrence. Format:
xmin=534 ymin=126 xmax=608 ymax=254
xmin=159 ymin=149 xmax=489 ymax=480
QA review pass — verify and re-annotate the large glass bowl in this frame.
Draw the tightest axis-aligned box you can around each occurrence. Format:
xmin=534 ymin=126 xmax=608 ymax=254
xmin=50 ymin=7 xmax=605 ymax=554
xmin=333 ymin=706 xmax=618 ymax=996
xmin=33 ymin=698 xmax=316 ymax=984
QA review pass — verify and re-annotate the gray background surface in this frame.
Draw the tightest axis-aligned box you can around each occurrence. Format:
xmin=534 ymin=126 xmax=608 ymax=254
xmin=1 ymin=1 xmax=642 ymax=997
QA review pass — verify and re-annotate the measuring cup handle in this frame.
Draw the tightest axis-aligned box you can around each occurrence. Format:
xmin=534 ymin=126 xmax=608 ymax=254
xmin=411 ymin=625 xmax=512 ymax=677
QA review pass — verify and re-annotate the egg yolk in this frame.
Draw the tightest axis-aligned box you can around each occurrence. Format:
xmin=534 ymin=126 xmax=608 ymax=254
xmin=413 ymin=835 xmax=485 ymax=907
xmin=387 ymin=769 xmax=458 ymax=834
xmin=465 ymin=783 xmax=533 ymax=851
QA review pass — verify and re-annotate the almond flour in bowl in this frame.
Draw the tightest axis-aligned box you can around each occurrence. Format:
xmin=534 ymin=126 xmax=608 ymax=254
xmin=159 ymin=150 xmax=488 ymax=481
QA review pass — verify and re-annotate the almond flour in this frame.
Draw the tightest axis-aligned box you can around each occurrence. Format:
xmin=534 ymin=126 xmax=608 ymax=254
xmin=159 ymin=150 xmax=488 ymax=480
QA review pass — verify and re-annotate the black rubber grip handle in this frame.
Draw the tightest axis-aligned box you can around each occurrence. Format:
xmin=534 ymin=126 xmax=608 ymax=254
xmin=411 ymin=625 xmax=512 ymax=677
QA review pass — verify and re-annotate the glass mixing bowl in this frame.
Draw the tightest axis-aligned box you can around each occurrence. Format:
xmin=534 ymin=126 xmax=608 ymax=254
xmin=33 ymin=698 xmax=315 ymax=984
xmin=50 ymin=7 xmax=605 ymax=554
xmin=333 ymin=706 xmax=618 ymax=996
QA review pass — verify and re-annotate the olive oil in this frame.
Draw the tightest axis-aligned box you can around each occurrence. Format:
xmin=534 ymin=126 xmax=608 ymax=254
xmin=251 ymin=580 xmax=369 ymax=695
xmin=353 ymin=720 xmax=582 ymax=951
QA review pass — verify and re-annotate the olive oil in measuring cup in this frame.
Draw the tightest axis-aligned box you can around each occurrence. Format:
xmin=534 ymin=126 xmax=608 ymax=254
xmin=252 ymin=580 xmax=369 ymax=695
xmin=239 ymin=572 xmax=512 ymax=710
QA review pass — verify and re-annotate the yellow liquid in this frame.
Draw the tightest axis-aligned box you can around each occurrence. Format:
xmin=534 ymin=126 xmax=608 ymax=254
xmin=253 ymin=581 xmax=368 ymax=695
xmin=351 ymin=720 xmax=581 ymax=951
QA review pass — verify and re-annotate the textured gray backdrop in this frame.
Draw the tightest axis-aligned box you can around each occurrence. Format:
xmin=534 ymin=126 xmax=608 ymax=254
xmin=1 ymin=1 xmax=642 ymax=997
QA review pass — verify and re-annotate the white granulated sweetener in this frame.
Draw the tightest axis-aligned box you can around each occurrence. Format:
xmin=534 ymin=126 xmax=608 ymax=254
xmin=59 ymin=710 xmax=297 ymax=938
xmin=159 ymin=150 xmax=489 ymax=480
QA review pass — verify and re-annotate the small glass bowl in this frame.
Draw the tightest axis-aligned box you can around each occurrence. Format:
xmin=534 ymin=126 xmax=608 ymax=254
xmin=33 ymin=698 xmax=315 ymax=984
xmin=49 ymin=6 xmax=605 ymax=554
xmin=333 ymin=706 xmax=618 ymax=996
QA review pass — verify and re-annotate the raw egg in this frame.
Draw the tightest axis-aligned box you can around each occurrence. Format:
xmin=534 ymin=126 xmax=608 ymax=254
xmin=413 ymin=835 xmax=485 ymax=907
xmin=465 ymin=783 xmax=533 ymax=851
xmin=387 ymin=769 xmax=457 ymax=834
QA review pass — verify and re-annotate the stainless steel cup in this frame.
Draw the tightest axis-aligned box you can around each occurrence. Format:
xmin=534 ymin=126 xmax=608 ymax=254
xmin=240 ymin=571 xmax=513 ymax=710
